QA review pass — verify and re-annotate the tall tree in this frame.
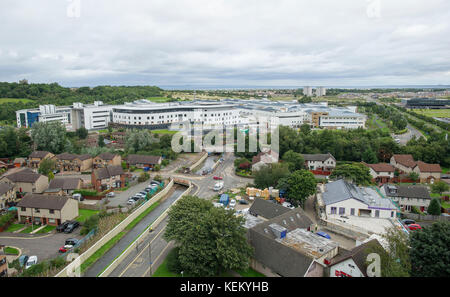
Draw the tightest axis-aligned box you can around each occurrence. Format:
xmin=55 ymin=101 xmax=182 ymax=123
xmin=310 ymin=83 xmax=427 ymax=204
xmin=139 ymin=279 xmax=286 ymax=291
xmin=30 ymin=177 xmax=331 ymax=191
xmin=431 ymin=181 xmax=449 ymax=195
xmin=164 ymin=196 xmax=253 ymax=277
xmin=98 ymin=135 xmax=105 ymax=147
xmin=282 ymin=150 xmax=305 ymax=172
xmin=329 ymin=163 xmax=372 ymax=186
xmin=38 ymin=158 xmax=56 ymax=176
xmin=427 ymin=198 xmax=441 ymax=216
xmin=279 ymin=169 xmax=316 ymax=207
xmin=253 ymin=163 xmax=290 ymax=189
xmin=410 ymin=221 xmax=450 ymax=277
xmin=31 ymin=121 xmax=67 ymax=154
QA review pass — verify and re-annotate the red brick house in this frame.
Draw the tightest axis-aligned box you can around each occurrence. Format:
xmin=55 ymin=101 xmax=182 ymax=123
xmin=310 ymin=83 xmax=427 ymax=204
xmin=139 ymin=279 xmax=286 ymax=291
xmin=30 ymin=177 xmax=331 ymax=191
xmin=91 ymin=165 xmax=126 ymax=192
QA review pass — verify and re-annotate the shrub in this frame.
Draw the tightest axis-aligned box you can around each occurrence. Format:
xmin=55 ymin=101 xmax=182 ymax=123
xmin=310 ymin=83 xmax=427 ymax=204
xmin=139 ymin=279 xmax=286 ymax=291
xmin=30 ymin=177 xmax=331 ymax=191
xmin=161 ymin=159 xmax=170 ymax=166
xmin=73 ymin=189 xmax=98 ymax=197
xmin=166 ymin=247 xmax=182 ymax=274
xmin=154 ymin=165 xmax=161 ymax=171
xmin=0 ymin=211 xmax=15 ymax=228
xmin=138 ymin=172 xmax=150 ymax=183
xmin=154 ymin=174 xmax=163 ymax=182
xmin=427 ymin=198 xmax=441 ymax=216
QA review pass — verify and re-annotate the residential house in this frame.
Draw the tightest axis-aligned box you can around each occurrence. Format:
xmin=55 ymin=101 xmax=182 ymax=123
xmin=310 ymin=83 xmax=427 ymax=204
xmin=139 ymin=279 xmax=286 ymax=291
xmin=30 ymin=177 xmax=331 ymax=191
xmin=412 ymin=161 xmax=441 ymax=183
xmin=249 ymin=198 xmax=290 ymax=220
xmin=0 ymin=245 xmax=7 ymax=277
xmin=0 ymin=168 xmax=49 ymax=194
xmin=17 ymin=193 xmax=78 ymax=226
xmin=246 ymin=207 xmax=338 ymax=277
xmin=54 ymin=153 xmax=93 ymax=172
xmin=126 ymin=154 xmax=162 ymax=169
xmin=390 ymin=154 xmax=416 ymax=174
xmin=329 ymin=239 xmax=383 ymax=277
xmin=381 ymin=184 xmax=431 ymax=213
xmin=0 ymin=183 xmax=16 ymax=209
xmin=93 ymin=152 xmax=122 ymax=169
xmin=91 ymin=165 xmax=125 ymax=192
xmin=362 ymin=162 xmax=395 ymax=184
xmin=251 ymin=150 xmax=279 ymax=172
xmin=303 ymin=153 xmax=336 ymax=174
xmin=28 ymin=151 xmax=55 ymax=169
xmin=318 ymin=179 xmax=397 ymax=219
xmin=13 ymin=158 xmax=27 ymax=168
xmin=45 ymin=178 xmax=83 ymax=196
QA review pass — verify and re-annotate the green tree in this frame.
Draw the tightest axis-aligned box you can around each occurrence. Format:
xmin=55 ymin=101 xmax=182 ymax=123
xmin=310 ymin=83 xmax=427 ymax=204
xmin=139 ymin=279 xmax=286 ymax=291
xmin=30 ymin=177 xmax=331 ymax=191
xmin=253 ymin=163 xmax=290 ymax=189
xmin=366 ymin=227 xmax=411 ymax=277
xmin=98 ymin=135 xmax=105 ymax=147
xmin=330 ymin=163 xmax=372 ymax=186
xmin=431 ymin=181 xmax=449 ymax=195
xmin=124 ymin=129 xmax=156 ymax=153
xmin=362 ymin=147 xmax=378 ymax=164
xmin=427 ymin=198 xmax=441 ymax=215
xmin=408 ymin=172 xmax=419 ymax=182
xmin=38 ymin=158 xmax=56 ymax=176
xmin=410 ymin=221 xmax=450 ymax=277
xmin=76 ymin=127 xmax=88 ymax=139
xmin=280 ymin=170 xmax=316 ymax=207
xmin=300 ymin=124 xmax=311 ymax=135
xmin=164 ymin=196 xmax=253 ymax=277
xmin=48 ymin=171 xmax=55 ymax=181
xmin=31 ymin=121 xmax=67 ymax=154
xmin=282 ymin=150 xmax=305 ymax=172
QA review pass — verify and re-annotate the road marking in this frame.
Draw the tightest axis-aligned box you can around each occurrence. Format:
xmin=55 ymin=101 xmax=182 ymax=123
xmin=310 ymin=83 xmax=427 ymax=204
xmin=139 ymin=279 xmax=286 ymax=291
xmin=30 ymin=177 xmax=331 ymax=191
xmin=0 ymin=233 xmax=54 ymax=240
xmin=118 ymin=224 xmax=167 ymax=277
xmin=142 ymin=243 xmax=172 ymax=277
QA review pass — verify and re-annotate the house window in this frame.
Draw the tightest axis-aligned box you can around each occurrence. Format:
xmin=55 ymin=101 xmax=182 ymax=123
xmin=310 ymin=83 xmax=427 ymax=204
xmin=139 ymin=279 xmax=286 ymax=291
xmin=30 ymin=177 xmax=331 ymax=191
xmin=21 ymin=207 xmax=26 ymax=211
xmin=375 ymin=210 xmax=380 ymax=217
xmin=339 ymin=207 xmax=345 ymax=215
xmin=50 ymin=209 xmax=54 ymax=214
xmin=331 ymin=207 xmax=337 ymax=214
xmin=350 ymin=208 xmax=355 ymax=216
xmin=35 ymin=208 xmax=40 ymax=213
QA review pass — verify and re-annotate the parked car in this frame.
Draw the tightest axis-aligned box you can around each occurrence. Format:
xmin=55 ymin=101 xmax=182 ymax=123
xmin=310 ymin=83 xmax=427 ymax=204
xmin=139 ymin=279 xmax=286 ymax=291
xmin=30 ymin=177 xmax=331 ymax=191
xmin=127 ymin=199 xmax=137 ymax=205
xmin=316 ymin=231 xmax=331 ymax=239
xmin=402 ymin=219 xmax=416 ymax=225
xmin=72 ymin=193 xmax=84 ymax=201
xmin=408 ymin=224 xmax=422 ymax=231
xmin=19 ymin=255 xmax=29 ymax=267
xmin=150 ymin=180 xmax=160 ymax=185
xmin=213 ymin=176 xmax=223 ymax=180
xmin=64 ymin=221 xmax=80 ymax=233
xmin=65 ymin=238 xmax=79 ymax=246
xmin=138 ymin=191 xmax=148 ymax=196
xmin=59 ymin=245 xmax=73 ymax=253
xmin=282 ymin=202 xmax=295 ymax=209
xmin=106 ymin=192 xmax=115 ymax=198
xmin=239 ymin=199 xmax=249 ymax=205
xmin=229 ymin=199 xmax=236 ymax=208
xmin=56 ymin=221 xmax=71 ymax=232
xmin=25 ymin=256 xmax=38 ymax=269
xmin=213 ymin=182 xmax=224 ymax=191
xmin=248 ymin=196 xmax=255 ymax=201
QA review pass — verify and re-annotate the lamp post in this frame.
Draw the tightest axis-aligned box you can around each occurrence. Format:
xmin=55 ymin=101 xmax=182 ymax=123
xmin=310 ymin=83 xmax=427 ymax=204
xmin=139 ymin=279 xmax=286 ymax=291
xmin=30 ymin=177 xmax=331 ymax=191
xmin=148 ymin=227 xmax=153 ymax=277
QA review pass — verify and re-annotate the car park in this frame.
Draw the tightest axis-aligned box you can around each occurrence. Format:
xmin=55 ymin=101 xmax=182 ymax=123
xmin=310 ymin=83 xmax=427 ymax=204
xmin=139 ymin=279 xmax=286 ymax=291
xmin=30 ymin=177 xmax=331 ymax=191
xmin=56 ymin=221 xmax=71 ymax=232
xmin=25 ymin=256 xmax=38 ymax=269
xmin=64 ymin=221 xmax=80 ymax=233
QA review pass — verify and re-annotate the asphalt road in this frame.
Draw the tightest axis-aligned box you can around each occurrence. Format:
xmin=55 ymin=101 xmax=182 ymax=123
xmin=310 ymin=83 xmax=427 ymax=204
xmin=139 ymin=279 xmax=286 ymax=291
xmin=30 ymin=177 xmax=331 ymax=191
xmin=83 ymin=186 xmax=187 ymax=277
xmin=393 ymin=124 xmax=425 ymax=145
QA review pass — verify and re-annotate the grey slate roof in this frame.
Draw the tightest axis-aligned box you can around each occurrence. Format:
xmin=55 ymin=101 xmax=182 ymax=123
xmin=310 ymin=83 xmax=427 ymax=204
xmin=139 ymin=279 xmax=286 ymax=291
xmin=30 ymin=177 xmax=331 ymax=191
xmin=2 ymin=168 xmax=43 ymax=183
xmin=302 ymin=153 xmax=335 ymax=162
xmin=48 ymin=178 xmax=81 ymax=190
xmin=17 ymin=194 xmax=69 ymax=210
xmin=249 ymin=199 xmax=290 ymax=220
xmin=383 ymin=184 xmax=431 ymax=200
xmin=126 ymin=154 xmax=161 ymax=165
xmin=251 ymin=207 xmax=313 ymax=237
xmin=93 ymin=165 xmax=124 ymax=180
xmin=96 ymin=152 xmax=117 ymax=161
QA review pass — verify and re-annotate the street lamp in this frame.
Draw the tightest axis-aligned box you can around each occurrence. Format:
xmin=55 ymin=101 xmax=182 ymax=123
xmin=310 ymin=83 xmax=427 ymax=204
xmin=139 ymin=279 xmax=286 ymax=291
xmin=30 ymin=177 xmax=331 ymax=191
xmin=148 ymin=227 xmax=153 ymax=277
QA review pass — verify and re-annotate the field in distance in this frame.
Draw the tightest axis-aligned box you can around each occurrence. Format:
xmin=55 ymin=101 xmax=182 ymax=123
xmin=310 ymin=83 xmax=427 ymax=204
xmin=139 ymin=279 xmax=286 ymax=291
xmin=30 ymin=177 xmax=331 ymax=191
xmin=413 ymin=109 xmax=450 ymax=118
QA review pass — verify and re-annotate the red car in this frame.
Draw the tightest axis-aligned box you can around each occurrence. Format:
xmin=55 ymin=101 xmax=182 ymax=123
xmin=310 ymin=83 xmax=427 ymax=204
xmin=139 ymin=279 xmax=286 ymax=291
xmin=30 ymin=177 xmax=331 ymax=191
xmin=408 ymin=224 xmax=422 ymax=231
xmin=213 ymin=176 xmax=223 ymax=180
xmin=59 ymin=245 xmax=73 ymax=253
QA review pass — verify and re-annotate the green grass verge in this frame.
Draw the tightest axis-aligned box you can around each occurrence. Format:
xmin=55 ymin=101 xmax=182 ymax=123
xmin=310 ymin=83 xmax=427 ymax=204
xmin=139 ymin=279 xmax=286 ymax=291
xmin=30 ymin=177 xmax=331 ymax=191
xmin=76 ymin=209 xmax=100 ymax=223
xmin=441 ymin=201 xmax=450 ymax=209
xmin=36 ymin=225 xmax=56 ymax=234
xmin=414 ymin=109 xmax=450 ymax=118
xmin=5 ymin=223 xmax=26 ymax=232
xmin=125 ymin=202 xmax=160 ymax=232
xmin=0 ymin=98 xmax=34 ymax=104
xmin=152 ymin=129 xmax=178 ymax=135
xmin=152 ymin=257 xmax=179 ymax=277
xmin=4 ymin=246 xmax=19 ymax=255
xmin=20 ymin=226 xmax=35 ymax=234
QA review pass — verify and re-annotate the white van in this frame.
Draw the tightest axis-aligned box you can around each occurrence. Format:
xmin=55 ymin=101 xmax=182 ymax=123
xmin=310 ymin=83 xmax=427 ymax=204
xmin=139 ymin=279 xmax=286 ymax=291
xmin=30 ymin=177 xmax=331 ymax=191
xmin=213 ymin=182 xmax=224 ymax=191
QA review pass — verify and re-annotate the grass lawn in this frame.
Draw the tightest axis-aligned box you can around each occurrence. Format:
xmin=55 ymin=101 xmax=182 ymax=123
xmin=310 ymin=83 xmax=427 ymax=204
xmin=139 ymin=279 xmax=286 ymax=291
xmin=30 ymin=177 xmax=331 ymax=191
xmin=5 ymin=223 xmax=26 ymax=232
xmin=441 ymin=201 xmax=450 ymax=209
xmin=414 ymin=109 xmax=450 ymax=118
xmin=36 ymin=225 xmax=56 ymax=234
xmin=76 ymin=209 xmax=100 ymax=223
xmin=146 ymin=97 xmax=172 ymax=103
xmin=20 ymin=226 xmax=35 ymax=234
xmin=430 ymin=193 xmax=441 ymax=198
xmin=235 ymin=268 xmax=266 ymax=277
xmin=0 ymin=98 xmax=34 ymax=104
xmin=152 ymin=257 xmax=180 ymax=277
xmin=152 ymin=129 xmax=178 ymax=135
xmin=442 ymin=167 xmax=449 ymax=174
xmin=4 ymin=246 xmax=19 ymax=255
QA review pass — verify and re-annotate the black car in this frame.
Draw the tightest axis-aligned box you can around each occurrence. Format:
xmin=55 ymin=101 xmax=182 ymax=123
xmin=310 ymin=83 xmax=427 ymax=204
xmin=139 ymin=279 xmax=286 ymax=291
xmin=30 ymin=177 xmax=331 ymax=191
xmin=56 ymin=221 xmax=71 ymax=232
xmin=239 ymin=199 xmax=249 ymax=205
xmin=64 ymin=221 xmax=80 ymax=233
xmin=65 ymin=238 xmax=79 ymax=246
xmin=402 ymin=219 xmax=416 ymax=225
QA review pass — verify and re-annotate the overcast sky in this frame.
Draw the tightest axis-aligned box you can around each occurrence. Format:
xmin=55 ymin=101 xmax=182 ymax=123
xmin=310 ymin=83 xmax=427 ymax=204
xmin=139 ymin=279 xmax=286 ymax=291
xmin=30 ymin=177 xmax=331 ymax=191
xmin=1 ymin=0 xmax=449 ymax=88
